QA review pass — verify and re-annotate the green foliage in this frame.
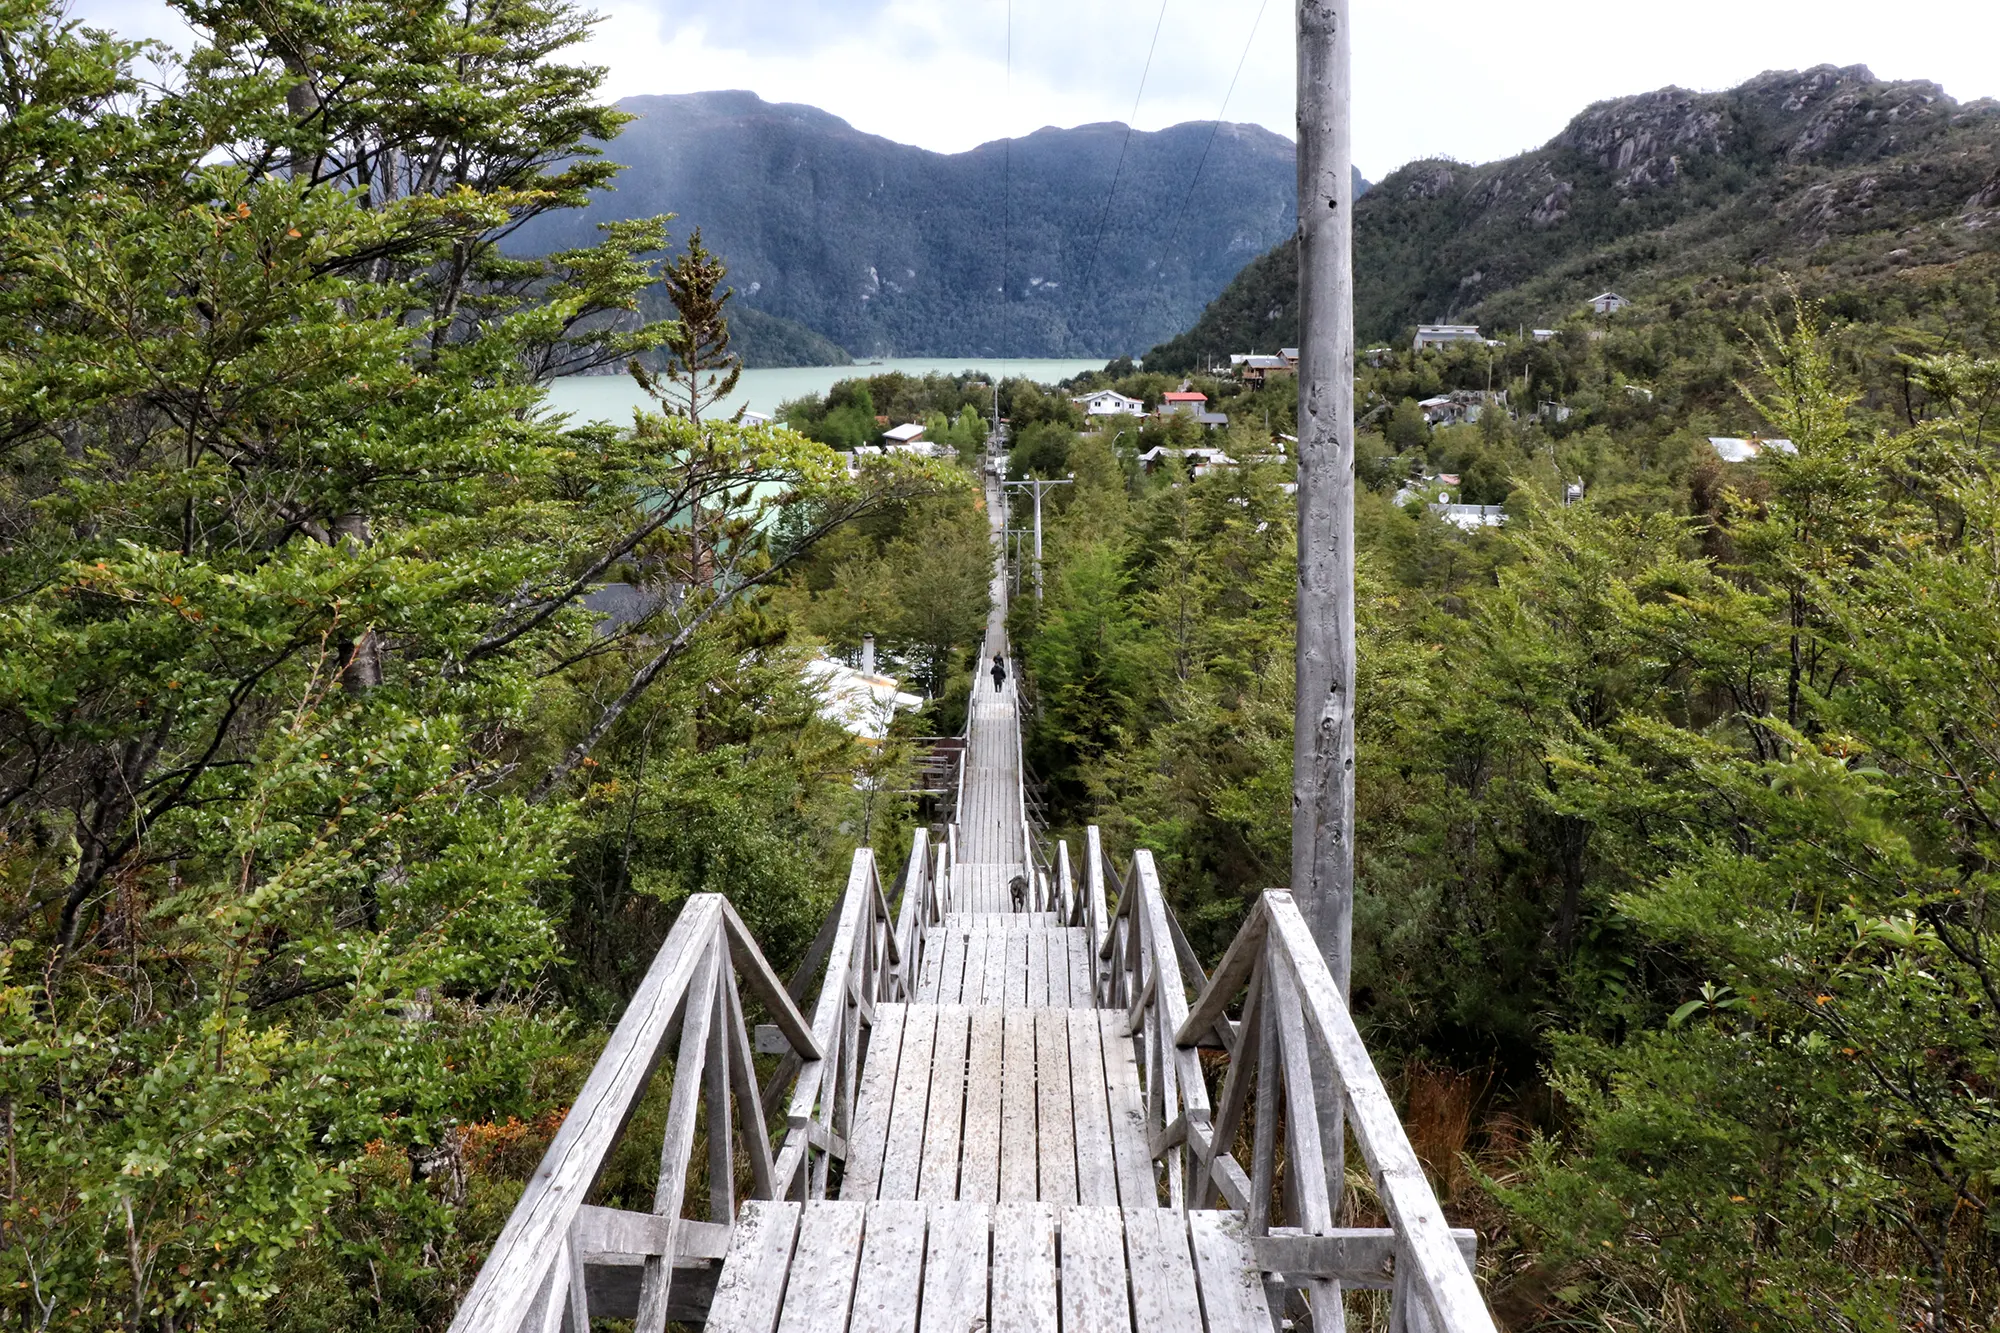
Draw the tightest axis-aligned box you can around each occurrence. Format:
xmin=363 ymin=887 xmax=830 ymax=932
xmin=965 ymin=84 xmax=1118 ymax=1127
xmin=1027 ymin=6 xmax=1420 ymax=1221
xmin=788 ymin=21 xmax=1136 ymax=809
xmin=0 ymin=5 xmax=959 ymax=1328
xmin=1024 ymin=297 xmax=2000 ymax=1327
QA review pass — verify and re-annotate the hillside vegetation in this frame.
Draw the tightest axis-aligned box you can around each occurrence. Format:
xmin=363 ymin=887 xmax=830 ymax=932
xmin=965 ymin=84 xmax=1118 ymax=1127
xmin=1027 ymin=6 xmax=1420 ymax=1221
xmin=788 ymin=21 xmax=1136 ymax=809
xmin=1151 ymin=64 xmax=2000 ymax=368
xmin=512 ymin=91 xmax=1303 ymax=360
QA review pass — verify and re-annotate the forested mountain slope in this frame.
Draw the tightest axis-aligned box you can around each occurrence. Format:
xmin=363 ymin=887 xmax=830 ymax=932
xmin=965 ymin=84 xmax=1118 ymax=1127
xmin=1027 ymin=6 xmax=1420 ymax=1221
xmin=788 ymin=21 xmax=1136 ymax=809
xmin=1150 ymin=64 xmax=2000 ymax=367
xmin=514 ymin=90 xmax=1305 ymax=360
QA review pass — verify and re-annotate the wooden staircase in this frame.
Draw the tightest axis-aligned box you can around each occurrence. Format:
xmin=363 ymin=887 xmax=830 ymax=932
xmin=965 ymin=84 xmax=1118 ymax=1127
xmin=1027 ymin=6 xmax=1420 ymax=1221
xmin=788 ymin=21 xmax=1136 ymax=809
xmin=444 ymin=482 xmax=1498 ymax=1333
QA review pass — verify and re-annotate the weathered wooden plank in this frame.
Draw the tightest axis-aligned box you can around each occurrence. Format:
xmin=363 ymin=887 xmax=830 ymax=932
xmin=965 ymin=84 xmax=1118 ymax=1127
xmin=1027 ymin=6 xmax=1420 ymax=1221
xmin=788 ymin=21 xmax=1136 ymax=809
xmin=841 ymin=1004 xmax=907 ymax=1201
xmin=774 ymin=1201 xmax=866 ymax=1333
xmin=959 ymin=1008 xmax=1004 ymax=1203
xmin=847 ymin=1201 xmax=929 ymax=1333
xmin=967 ymin=930 xmax=995 ymax=1006
xmin=919 ymin=1007 xmax=970 ymax=1201
xmin=999 ymin=1009 xmax=1040 ymax=1201
xmin=917 ymin=928 xmax=945 ymax=1005
xmin=1008 ymin=931 xmax=1031 ymax=1009
xmin=1068 ymin=930 xmax=1091 ymax=1009
xmin=1032 ymin=1008 xmax=1077 ymax=1205
xmin=703 ymin=1200 xmax=802 ymax=1333
xmin=936 ymin=930 xmax=967 ymax=1006
xmin=1026 ymin=927 xmax=1049 ymax=1008
xmin=918 ymin=1202 xmax=990 ymax=1333
xmin=719 ymin=898 xmax=823 ymax=1059
xmin=1122 ymin=1209 xmax=1203 ymax=1333
xmin=1186 ymin=1211 xmax=1275 ymax=1333
xmin=636 ymin=940 xmax=723 ymax=1328
xmin=989 ymin=1202 xmax=1057 ymax=1333
xmin=1066 ymin=1008 xmax=1118 ymax=1205
xmin=980 ymin=927 xmax=1008 ymax=1006
xmin=1057 ymin=1206 xmax=1131 ymax=1333
xmin=876 ymin=1007 xmax=937 ymax=1200
xmin=1098 ymin=1010 xmax=1156 ymax=1207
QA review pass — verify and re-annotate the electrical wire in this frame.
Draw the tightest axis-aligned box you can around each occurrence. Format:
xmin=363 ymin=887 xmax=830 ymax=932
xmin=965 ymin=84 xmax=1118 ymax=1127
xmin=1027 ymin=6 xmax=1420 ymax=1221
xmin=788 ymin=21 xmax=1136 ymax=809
xmin=1068 ymin=0 xmax=1173 ymax=347
xmin=1002 ymin=0 xmax=1013 ymax=359
xmin=1142 ymin=0 xmax=1273 ymax=355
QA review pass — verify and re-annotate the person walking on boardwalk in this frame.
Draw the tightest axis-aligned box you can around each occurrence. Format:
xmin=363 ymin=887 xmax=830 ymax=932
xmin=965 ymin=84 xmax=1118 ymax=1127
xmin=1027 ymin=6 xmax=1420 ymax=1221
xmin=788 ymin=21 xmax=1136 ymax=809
xmin=990 ymin=654 xmax=1007 ymax=693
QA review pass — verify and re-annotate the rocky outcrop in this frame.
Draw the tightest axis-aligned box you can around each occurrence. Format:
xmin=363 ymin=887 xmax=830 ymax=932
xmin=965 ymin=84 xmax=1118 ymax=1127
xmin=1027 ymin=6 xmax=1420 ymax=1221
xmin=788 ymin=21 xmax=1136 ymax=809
xmin=1554 ymin=87 xmax=1730 ymax=194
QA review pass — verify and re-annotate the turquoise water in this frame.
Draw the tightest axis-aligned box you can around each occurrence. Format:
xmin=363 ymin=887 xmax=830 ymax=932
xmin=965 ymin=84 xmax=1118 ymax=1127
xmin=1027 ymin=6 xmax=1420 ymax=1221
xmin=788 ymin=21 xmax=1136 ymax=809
xmin=543 ymin=357 xmax=1111 ymax=424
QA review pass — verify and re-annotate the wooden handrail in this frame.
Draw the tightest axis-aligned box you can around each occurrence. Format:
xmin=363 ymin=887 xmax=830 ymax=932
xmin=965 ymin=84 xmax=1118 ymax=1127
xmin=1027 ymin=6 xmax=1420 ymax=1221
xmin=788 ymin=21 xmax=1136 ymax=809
xmin=1173 ymin=890 xmax=1500 ymax=1333
xmin=447 ymin=895 xmax=818 ymax=1333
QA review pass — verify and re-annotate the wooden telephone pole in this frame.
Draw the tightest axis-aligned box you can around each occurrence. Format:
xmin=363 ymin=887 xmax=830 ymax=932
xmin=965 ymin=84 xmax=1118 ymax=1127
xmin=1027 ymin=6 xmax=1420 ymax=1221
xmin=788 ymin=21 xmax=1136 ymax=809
xmin=1293 ymin=0 xmax=1356 ymax=998
xmin=1294 ymin=9 xmax=1355 ymax=1317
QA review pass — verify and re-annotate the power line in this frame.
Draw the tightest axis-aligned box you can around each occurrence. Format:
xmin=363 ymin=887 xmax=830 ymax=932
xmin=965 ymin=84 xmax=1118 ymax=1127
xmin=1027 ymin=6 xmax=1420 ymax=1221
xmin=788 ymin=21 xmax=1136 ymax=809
xmin=1002 ymin=0 xmax=1013 ymax=359
xmin=1068 ymin=0 xmax=1172 ymax=351
xmin=1141 ymin=0 xmax=1272 ymax=357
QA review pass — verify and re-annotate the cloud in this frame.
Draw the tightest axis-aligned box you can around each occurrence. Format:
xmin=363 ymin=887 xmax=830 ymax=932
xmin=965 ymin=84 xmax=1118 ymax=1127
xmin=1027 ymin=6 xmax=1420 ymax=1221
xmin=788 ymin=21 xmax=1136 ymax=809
xmin=59 ymin=0 xmax=2000 ymax=179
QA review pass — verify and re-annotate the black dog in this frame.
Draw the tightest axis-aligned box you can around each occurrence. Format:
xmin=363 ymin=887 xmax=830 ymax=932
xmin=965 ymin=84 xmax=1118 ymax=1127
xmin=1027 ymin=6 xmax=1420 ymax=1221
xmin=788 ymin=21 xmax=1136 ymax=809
xmin=1009 ymin=875 xmax=1029 ymax=912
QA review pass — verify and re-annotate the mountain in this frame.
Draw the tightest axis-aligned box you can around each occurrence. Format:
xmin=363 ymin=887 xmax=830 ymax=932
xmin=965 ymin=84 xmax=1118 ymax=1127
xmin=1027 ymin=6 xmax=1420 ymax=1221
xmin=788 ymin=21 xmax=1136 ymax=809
xmin=1149 ymin=65 xmax=2000 ymax=368
xmin=514 ymin=90 xmax=1306 ymax=360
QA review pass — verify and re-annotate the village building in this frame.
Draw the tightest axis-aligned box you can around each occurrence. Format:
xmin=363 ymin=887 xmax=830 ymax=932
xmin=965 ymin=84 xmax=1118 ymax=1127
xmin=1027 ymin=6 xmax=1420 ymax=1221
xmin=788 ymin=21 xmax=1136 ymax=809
xmin=1072 ymin=389 xmax=1147 ymax=418
xmin=1237 ymin=354 xmax=1295 ymax=387
xmin=882 ymin=422 xmax=927 ymax=445
xmin=1137 ymin=445 xmax=1237 ymax=477
xmin=1160 ymin=390 xmax=1209 ymax=416
xmin=1589 ymin=291 xmax=1631 ymax=315
xmin=1413 ymin=324 xmax=1486 ymax=353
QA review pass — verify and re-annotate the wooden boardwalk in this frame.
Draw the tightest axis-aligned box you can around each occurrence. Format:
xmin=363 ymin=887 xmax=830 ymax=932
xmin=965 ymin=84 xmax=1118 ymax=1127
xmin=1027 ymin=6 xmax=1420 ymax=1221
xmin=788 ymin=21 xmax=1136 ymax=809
xmin=447 ymin=461 xmax=1498 ymax=1333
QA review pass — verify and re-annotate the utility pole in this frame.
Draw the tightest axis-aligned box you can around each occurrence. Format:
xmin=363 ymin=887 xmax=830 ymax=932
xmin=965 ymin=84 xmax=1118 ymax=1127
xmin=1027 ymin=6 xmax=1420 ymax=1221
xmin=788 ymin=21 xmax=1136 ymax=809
xmin=1004 ymin=476 xmax=1072 ymax=602
xmin=1295 ymin=1 xmax=1354 ymax=1306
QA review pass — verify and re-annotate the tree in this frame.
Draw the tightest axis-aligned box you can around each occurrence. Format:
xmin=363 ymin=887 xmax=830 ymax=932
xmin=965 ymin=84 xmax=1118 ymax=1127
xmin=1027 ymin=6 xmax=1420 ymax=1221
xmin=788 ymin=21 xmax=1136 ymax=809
xmin=632 ymin=228 xmax=743 ymax=424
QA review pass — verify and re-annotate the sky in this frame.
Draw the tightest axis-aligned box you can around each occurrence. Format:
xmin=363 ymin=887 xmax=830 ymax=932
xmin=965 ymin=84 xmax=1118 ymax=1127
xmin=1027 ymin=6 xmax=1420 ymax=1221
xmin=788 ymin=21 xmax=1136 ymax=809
xmin=70 ymin=0 xmax=2000 ymax=181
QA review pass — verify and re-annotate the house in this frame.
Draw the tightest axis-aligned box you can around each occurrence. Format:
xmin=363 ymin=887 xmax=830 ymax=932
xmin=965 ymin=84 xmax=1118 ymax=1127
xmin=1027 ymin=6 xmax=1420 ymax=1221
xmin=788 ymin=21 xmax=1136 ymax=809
xmin=882 ymin=422 xmax=927 ymax=445
xmin=1414 ymin=324 xmax=1484 ymax=353
xmin=1280 ymin=348 xmax=1299 ymax=367
xmin=1194 ymin=412 xmax=1230 ymax=429
xmin=740 ymin=409 xmax=774 ymax=428
xmin=1433 ymin=503 xmax=1507 ymax=531
xmin=1160 ymin=391 xmax=1209 ymax=416
xmin=1137 ymin=445 xmax=1237 ymax=476
xmin=801 ymin=655 xmax=923 ymax=744
xmin=1072 ymin=389 xmax=1146 ymax=418
xmin=1238 ymin=354 xmax=1295 ymax=387
xmin=1589 ymin=292 xmax=1630 ymax=315
xmin=1531 ymin=329 xmax=1557 ymax=343
xmin=1418 ymin=390 xmax=1508 ymax=426
xmin=1708 ymin=436 xmax=1797 ymax=463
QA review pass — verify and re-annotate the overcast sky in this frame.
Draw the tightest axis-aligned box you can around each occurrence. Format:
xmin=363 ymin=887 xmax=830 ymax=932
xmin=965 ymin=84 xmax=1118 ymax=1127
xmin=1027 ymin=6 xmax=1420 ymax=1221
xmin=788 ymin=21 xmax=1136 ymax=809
xmin=73 ymin=0 xmax=2000 ymax=180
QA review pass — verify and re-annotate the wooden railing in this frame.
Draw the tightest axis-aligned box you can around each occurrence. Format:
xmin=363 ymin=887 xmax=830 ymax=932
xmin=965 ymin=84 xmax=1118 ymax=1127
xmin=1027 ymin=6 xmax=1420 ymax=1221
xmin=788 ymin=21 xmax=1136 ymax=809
xmin=770 ymin=848 xmax=904 ymax=1200
xmin=448 ymin=843 xmax=908 ymax=1333
xmin=445 ymin=895 xmax=817 ymax=1333
xmin=1097 ymin=830 xmax=1498 ymax=1333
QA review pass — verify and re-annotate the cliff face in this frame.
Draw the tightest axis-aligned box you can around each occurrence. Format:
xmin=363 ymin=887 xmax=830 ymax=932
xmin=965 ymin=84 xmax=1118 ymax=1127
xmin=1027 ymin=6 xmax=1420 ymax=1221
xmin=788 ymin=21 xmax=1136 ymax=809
xmin=512 ymin=90 xmax=1304 ymax=359
xmin=1152 ymin=66 xmax=2000 ymax=366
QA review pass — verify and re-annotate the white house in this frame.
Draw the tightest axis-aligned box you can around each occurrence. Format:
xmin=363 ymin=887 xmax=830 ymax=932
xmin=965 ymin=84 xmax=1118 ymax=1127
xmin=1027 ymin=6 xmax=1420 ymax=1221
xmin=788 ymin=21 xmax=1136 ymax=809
xmin=1531 ymin=329 xmax=1557 ymax=343
xmin=1589 ymin=292 xmax=1631 ymax=315
xmin=882 ymin=422 xmax=927 ymax=444
xmin=1433 ymin=503 xmax=1507 ymax=531
xmin=1073 ymin=389 xmax=1146 ymax=418
xmin=1708 ymin=436 xmax=1797 ymax=463
xmin=1414 ymin=324 xmax=1485 ymax=353
xmin=801 ymin=655 xmax=923 ymax=744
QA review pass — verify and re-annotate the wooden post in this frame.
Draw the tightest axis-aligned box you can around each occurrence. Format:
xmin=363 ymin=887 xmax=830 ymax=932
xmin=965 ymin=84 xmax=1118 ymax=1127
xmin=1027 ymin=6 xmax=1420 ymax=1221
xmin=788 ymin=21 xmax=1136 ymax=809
xmin=1293 ymin=0 xmax=1354 ymax=1304
xmin=1292 ymin=0 xmax=1356 ymax=1000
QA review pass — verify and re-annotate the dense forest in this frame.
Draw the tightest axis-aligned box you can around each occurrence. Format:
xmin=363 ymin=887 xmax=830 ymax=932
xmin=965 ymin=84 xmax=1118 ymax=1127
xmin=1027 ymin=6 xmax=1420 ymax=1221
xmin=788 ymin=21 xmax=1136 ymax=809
xmin=0 ymin=5 xmax=990 ymax=1329
xmin=1013 ymin=275 xmax=2000 ymax=1328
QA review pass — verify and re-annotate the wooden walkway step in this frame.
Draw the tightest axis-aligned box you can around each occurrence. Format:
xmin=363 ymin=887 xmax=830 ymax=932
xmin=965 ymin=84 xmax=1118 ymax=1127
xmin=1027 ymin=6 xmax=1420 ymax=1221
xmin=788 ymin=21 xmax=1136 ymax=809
xmin=949 ymin=863 xmax=1034 ymax=914
xmin=914 ymin=928 xmax=1098 ymax=1008
xmin=842 ymin=1005 xmax=1152 ymax=1207
xmin=706 ymin=1200 xmax=1275 ymax=1333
